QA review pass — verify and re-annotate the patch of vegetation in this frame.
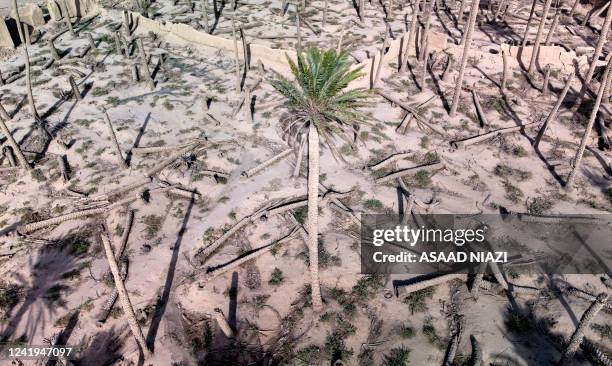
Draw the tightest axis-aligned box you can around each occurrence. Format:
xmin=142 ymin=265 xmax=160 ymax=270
xmin=31 ymin=169 xmax=46 ymax=182
xmin=91 ymin=87 xmax=109 ymax=96
xmin=399 ymin=325 xmax=415 ymax=338
xmin=512 ymin=145 xmax=528 ymax=157
xmin=414 ymin=170 xmax=432 ymax=187
xmin=364 ymin=199 xmax=384 ymax=211
xmin=527 ymin=196 xmax=554 ymax=215
xmin=269 ymin=268 xmax=284 ymax=286
xmin=293 ymin=206 xmax=308 ymax=224
xmin=383 ymin=347 xmax=411 ymax=366
xmin=494 ymin=164 xmax=532 ymax=181
xmin=324 ymin=331 xmax=353 ymax=362
xmin=402 ymin=286 xmax=435 ymax=314
xmin=0 ymin=282 xmax=21 ymax=319
xmin=422 ymin=318 xmax=445 ymax=349
xmin=505 ymin=308 xmax=531 ymax=334
xmin=296 ymin=345 xmax=323 ymax=364
xmin=591 ymin=323 xmax=612 ymax=340
xmin=503 ymin=182 xmax=524 ymax=203
xmin=141 ymin=215 xmax=164 ymax=240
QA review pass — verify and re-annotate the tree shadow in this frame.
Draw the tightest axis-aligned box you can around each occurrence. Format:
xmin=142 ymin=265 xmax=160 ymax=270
xmin=73 ymin=326 xmax=127 ymax=365
xmin=145 ymin=194 xmax=195 ymax=351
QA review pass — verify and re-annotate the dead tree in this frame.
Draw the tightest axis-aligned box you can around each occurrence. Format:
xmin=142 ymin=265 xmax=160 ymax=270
xmin=87 ymin=33 xmax=97 ymax=48
xmin=232 ymin=14 xmax=241 ymax=93
xmin=201 ymin=0 xmax=210 ymax=33
xmin=400 ymin=0 xmax=421 ymax=73
xmin=521 ymin=0 xmax=537 ymax=48
xmin=449 ymin=0 xmax=479 ymax=117
xmin=557 ymin=293 xmax=610 ymax=365
xmin=542 ymin=65 xmax=551 ymax=96
xmin=100 ymin=230 xmax=152 ymax=359
xmin=296 ymin=6 xmax=302 ymax=54
xmin=60 ymin=0 xmax=75 ymax=36
xmin=24 ymin=48 xmax=40 ymax=123
xmin=533 ymin=72 xmax=574 ymax=149
xmin=419 ymin=1 xmax=434 ymax=60
xmin=572 ymin=2 xmax=612 ymax=111
xmin=322 ymin=0 xmax=328 ymax=27
xmin=373 ymin=24 xmax=390 ymax=88
xmin=501 ymin=48 xmax=508 ymax=92
xmin=103 ymin=108 xmax=128 ymax=168
xmin=69 ymin=76 xmax=82 ymax=101
xmin=527 ymin=0 xmax=553 ymax=74
xmin=566 ymin=56 xmax=612 ymax=189
xmin=136 ymin=39 xmax=154 ymax=90
xmin=0 ymin=103 xmax=31 ymax=171
xmin=544 ymin=7 xmax=560 ymax=46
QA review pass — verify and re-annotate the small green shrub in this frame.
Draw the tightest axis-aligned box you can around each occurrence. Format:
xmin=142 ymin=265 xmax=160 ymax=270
xmin=269 ymin=268 xmax=284 ymax=286
xmin=402 ymin=286 xmax=435 ymax=314
xmin=383 ymin=347 xmax=411 ymax=366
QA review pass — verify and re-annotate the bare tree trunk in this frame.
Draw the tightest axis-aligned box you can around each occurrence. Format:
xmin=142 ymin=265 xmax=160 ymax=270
xmin=572 ymin=2 xmax=612 ymax=111
xmin=48 ymin=39 xmax=61 ymax=61
xmin=103 ymin=108 xmax=128 ymax=168
xmin=114 ymin=32 xmax=123 ymax=55
xmin=419 ymin=1 xmax=433 ymax=60
xmin=373 ymin=24 xmax=390 ymax=88
xmin=69 ymin=76 xmax=82 ymax=101
xmin=501 ymin=48 xmax=508 ymax=92
xmin=12 ymin=0 xmax=25 ymax=44
xmin=457 ymin=0 xmax=467 ymax=25
xmin=24 ymin=48 xmax=40 ymax=122
xmin=87 ymin=33 xmax=97 ymax=48
xmin=533 ymin=72 xmax=574 ymax=149
xmin=542 ymin=65 xmax=551 ymax=96
xmin=296 ymin=7 xmax=302 ymax=54
xmin=419 ymin=41 xmax=430 ymax=90
xmin=202 ymin=0 xmax=210 ymax=33
xmin=521 ymin=0 xmax=537 ymax=48
xmin=0 ymin=104 xmax=31 ymax=171
xmin=322 ymin=0 xmax=328 ymax=27
xmin=123 ymin=10 xmax=131 ymax=37
xmin=449 ymin=0 xmax=479 ymax=117
xmin=214 ymin=308 xmax=235 ymax=338
xmin=136 ymin=39 xmax=154 ymax=90
xmin=527 ymin=0 xmax=553 ymax=74
xmin=100 ymin=231 xmax=152 ymax=359
xmin=557 ymin=293 xmax=610 ymax=365
xmin=400 ymin=0 xmax=421 ymax=73
xmin=308 ymin=125 xmax=323 ymax=311
xmin=232 ymin=14 xmax=241 ymax=94
xmin=544 ymin=8 xmax=560 ymax=46
xmin=60 ymin=0 xmax=75 ymax=36
xmin=566 ymin=56 xmax=612 ymax=189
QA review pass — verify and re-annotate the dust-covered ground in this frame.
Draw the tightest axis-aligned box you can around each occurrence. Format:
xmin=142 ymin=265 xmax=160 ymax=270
xmin=0 ymin=0 xmax=610 ymax=365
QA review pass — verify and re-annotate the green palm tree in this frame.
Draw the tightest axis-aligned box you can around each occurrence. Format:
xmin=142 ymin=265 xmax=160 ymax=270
xmin=271 ymin=48 xmax=369 ymax=311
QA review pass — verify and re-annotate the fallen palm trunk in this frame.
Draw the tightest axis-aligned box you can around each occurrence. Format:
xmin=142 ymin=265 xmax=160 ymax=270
xmin=518 ymin=213 xmax=603 ymax=225
xmin=398 ymin=273 xmax=468 ymax=295
xmin=97 ymin=260 xmax=128 ymax=323
xmin=375 ymin=161 xmax=445 ymax=184
xmin=581 ymin=339 xmax=612 ymax=366
xmin=367 ymin=151 xmax=413 ymax=171
xmin=116 ymin=209 xmax=134 ymax=259
xmin=194 ymin=191 xmax=348 ymax=261
xmin=144 ymin=142 xmax=202 ymax=178
xmin=472 ymin=90 xmax=488 ymax=127
xmin=450 ymin=122 xmax=537 ymax=149
xmin=377 ymin=90 xmax=447 ymax=136
xmin=17 ymin=195 xmax=139 ymax=234
xmin=91 ymin=177 xmax=152 ymax=202
xmin=241 ymin=148 xmax=292 ymax=178
xmin=200 ymin=226 xmax=298 ymax=282
xmin=57 ymin=155 xmax=69 ymax=183
xmin=565 ymin=287 xmax=612 ymax=311
xmin=130 ymin=139 xmax=203 ymax=155
xmin=214 ymin=308 xmax=234 ymax=338
xmin=168 ymin=186 xmax=202 ymax=200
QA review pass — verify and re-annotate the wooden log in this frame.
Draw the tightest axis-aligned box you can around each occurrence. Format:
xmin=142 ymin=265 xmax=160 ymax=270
xmin=214 ymin=308 xmax=234 ymax=338
xmin=367 ymin=151 xmax=413 ymax=171
xmin=58 ymin=154 xmax=69 ymax=183
xmin=376 ymin=161 xmax=445 ymax=184
xmin=376 ymin=90 xmax=447 ymax=136
xmin=102 ymin=108 xmax=128 ymax=168
xmin=471 ymin=90 xmax=488 ymax=127
xmin=241 ymin=148 xmax=292 ymax=178
xmin=450 ymin=122 xmax=538 ymax=149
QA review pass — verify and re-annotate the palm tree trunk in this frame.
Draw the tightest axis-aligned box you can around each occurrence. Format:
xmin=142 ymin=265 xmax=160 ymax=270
xmin=557 ymin=293 xmax=610 ymax=365
xmin=214 ymin=308 xmax=235 ymax=338
xmin=60 ymin=0 xmax=75 ymax=36
xmin=322 ymin=0 xmax=328 ymax=27
xmin=449 ymin=0 xmax=479 ymax=117
xmin=12 ymin=0 xmax=25 ymax=44
xmin=521 ymin=0 xmax=537 ymax=48
xmin=533 ymin=72 xmax=574 ymax=149
xmin=123 ymin=10 xmax=131 ymax=37
xmin=542 ymin=65 xmax=551 ymax=96
xmin=373 ymin=24 xmax=390 ymax=88
xmin=566 ymin=56 xmax=612 ymax=189
xmin=572 ymin=2 xmax=612 ymax=111
xmin=527 ymin=0 xmax=553 ymax=74
xmin=24 ymin=48 xmax=40 ymax=122
xmin=419 ymin=1 xmax=433 ymax=61
xmin=308 ymin=125 xmax=323 ymax=311
xmin=568 ymin=0 xmax=579 ymax=17
xmin=69 ymin=76 xmax=82 ymax=101
xmin=296 ymin=7 xmax=302 ymax=55
xmin=202 ymin=0 xmax=210 ymax=33
xmin=457 ymin=0 xmax=467 ymax=25
xmin=232 ymin=14 xmax=241 ymax=94
xmin=0 ymin=104 xmax=31 ymax=171
xmin=544 ymin=8 xmax=560 ymax=46
xmin=400 ymin=0 xmax=421 ymax=73
xmin=501 ymin=48 xmax=508 ymax=92
xmin=100 ymin=231 xmax=152 ymax=359
xmin=103 ymin=108 xmax=128 ymax=168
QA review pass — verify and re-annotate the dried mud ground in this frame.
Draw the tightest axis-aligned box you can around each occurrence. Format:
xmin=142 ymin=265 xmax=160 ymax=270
xmin=0 ymin=0 xmax=611 ymax=365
